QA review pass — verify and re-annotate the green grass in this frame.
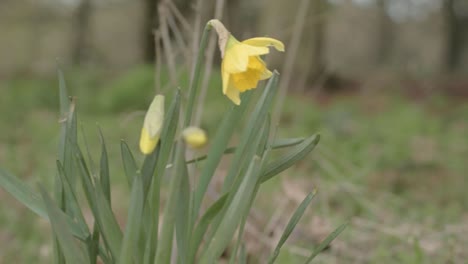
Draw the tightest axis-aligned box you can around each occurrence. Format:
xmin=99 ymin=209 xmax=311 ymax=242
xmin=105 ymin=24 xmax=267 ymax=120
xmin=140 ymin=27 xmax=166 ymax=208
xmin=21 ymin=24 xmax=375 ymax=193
xmin=1 ymin=67 xmax=467 ymax=263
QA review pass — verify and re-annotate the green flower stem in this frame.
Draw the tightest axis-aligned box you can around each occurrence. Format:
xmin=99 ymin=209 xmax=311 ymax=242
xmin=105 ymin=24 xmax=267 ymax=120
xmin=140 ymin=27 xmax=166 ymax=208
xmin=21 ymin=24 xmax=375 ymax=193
xmin=183 ymin=21 xmax=213 ymax=128
xmin=154 ymin=142 xmax=187 ymax=264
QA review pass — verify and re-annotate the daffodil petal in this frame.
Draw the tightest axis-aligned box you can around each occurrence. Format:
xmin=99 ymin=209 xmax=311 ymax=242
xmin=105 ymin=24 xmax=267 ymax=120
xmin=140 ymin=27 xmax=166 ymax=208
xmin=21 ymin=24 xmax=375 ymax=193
xmin=242 ymin=37 xmax=285 ymax=52
xmin=225 ymin=79 xmax=241 ymax=105
xmin=140 ymin=127 xmax=159 ymax=155
xmin=221 ymin=62 xmax=230 ymax=94
xmin=260 ymin=68 xmax=273 ymax=80
xmin=231 ymin=57 xmax=265 ymax=92
xmin=223 ymin=44 xmax=269 ymax=73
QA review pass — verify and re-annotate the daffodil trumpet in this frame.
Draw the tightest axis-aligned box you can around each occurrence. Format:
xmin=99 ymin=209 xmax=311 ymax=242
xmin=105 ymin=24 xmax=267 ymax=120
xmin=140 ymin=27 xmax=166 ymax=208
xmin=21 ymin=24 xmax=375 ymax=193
xmin=209 ymin=19 xmax=285 ymax=105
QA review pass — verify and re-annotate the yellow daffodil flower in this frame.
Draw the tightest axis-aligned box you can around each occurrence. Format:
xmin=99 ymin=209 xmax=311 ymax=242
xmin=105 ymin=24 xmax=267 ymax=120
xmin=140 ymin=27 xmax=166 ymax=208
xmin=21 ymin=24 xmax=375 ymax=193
xmin=182 ymin=126 xmax=207 ymax=149
xmin=209 ymin=19 xmax=285 ymax=105
xmin=140 ymin=95 xmax=165 ymax=155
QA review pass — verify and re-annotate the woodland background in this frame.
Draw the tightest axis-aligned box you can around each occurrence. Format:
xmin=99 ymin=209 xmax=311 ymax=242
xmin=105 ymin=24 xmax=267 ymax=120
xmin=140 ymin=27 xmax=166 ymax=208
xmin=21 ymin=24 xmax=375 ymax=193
xmin=0 ymin=0 xmax=467 ymax=263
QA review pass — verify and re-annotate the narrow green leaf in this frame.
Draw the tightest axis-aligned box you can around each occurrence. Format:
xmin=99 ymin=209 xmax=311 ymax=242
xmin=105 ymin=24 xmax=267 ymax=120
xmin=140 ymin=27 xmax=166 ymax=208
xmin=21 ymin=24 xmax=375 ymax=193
xmin=95 ymin=180 xmax=123 ymax=261
xmin=141 ymin=145 xmax=160 ymax=198
xmin=60 ymin=99 xmax=78 ymax=193
xmin=257 ymin=114 xmax=271 ymax=156
xmin=183 ymin=22 xmax=212 ymax=127
xmin=270 ymin=137 xmax=305 ymax=148
xmin=229 ymin=117 xmax=271 ymax=264
xmin=239 ymin=243 xmax=247 ymax=264
xmin=199 ymin=156 xmax=263 ymax=263
xmin=56 ymin=67 xmax=70 ymax=264
xmin=185 ymin=137 xmax=305 ymax=164
xmin=80 ymin=125 xmax=97 ymax=176
xmin=88 ymin=224 xmax=100 ymax=264
xmin=154 ymin=142 xmax=186 ymax=264
xmin=39 ymin=186 xmax=88 ymax=264
xmin=58 ymin=67 xmax=69 ymax=116
xmin=98 ymin=127 xmax=111 ymax=205
xmin=0 ymin=169 xmax=88 ymax=241
xmin=221 ymin=72 xmax=279 ymax=192
xmin=261 ymin=134 xmax=320 ymax=183
xmin=119 ymin=173 xmax=144 ymax=264
xmin=121 ymin=140 xmax=138 ymax=187
xmin=229 ymin=213 xmax=248 ymax=264
xmin=144 ymin=89 xmax=180 ymax=264
xmin=191 ymin=92 xmax=253 ymax=226
xmin=268 ymin=191 xmax=317 ymax=264
xmin=52 ymin=172 xmax=65 ymax=264
xmin=201 ymin=113 xmax=271 ymax=252
xmin=56 ymin=161 xmax=90 ymax=236
xmin=305 ymin=222 xmax=348 ymax=263
xmin=189 ymin=194 xmax=228 ymax=263
xmin=175 ymin=160 xmax=190 ymax=264
xmin=76 ymin=147 xmax=122 ymax=259
xmin=0 ymin=168 xmax=47 ymax=218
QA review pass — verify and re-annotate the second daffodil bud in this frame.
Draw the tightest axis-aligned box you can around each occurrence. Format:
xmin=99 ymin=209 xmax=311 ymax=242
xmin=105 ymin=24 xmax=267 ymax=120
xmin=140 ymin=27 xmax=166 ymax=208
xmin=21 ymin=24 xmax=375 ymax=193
xmin=182 ymin=126 xmax=207 ymax=149
xmin=140 ymin=95 xmax=164 ymax=155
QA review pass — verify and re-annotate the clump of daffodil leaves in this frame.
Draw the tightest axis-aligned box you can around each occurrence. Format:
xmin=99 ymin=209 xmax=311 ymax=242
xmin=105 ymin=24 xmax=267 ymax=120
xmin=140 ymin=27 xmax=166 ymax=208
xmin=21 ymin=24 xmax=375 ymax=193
xmin=0 ymin=18 xmax=346 ymax=264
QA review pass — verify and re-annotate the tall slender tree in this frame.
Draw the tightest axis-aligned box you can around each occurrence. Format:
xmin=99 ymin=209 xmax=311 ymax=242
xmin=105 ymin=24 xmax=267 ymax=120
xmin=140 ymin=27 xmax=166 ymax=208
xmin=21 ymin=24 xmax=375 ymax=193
xmin=142 ymin=0 xmax=159 ymax=63
xmin=442 ymin=0 xmax=467 ymax=71
xmin=72 ymin=0 xmax=92 ymax=65
xmin=375 ymin=0 xmax=393 ymax=66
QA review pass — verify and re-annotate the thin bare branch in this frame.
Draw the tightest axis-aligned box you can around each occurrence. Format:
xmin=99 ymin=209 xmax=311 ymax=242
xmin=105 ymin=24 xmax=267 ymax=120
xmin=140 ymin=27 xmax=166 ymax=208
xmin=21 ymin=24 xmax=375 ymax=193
xmin=193 ymin=0 xmax=226 ymax=126
xmin=158 ymin=2 xmax=178 ymax=87
xmin=272 ymin=0 xmax=311 ymax=126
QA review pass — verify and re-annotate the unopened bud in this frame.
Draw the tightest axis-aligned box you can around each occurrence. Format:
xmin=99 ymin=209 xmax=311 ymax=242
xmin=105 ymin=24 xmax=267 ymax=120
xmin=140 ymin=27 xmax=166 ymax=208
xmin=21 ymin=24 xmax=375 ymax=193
xmin=182 ymin=126 xmax=207 ymax=149
xmin=140 ymin=95 xmax=165 ymax=154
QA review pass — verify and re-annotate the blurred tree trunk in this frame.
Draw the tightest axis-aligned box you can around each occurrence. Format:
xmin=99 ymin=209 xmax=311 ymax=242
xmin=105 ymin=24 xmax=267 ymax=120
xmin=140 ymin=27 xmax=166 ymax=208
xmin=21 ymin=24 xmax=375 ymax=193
xmin=375 ymin=0 xmax=392 ymax=65
xmin=442 ymin=0 xmax=462 ymax=71
xmin=72 ymin=0 xmax=92 ymax=65
xmin=308 ymin=0 xmax=326 ymax=81
xmin=143 ymin=0 xmax=159 ymax=63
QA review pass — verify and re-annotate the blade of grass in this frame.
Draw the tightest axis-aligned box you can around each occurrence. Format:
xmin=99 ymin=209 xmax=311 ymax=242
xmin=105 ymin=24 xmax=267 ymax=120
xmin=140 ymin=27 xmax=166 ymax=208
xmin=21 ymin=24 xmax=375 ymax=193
xmin=183 ymin=22 xmax=213 ymax=127
xmin=199 ymin=156 xmax=263 ymax=263
xmin=304 ymin=222 xmax=348 ymax=263
xmin=239 ymin=243 xmax=247 ymax=264
xmin=141 ymin=145 xmax=160 ymax=199
xmin=261 ymin=134 xmax=320 ymax=183
xmin=53 ymin=172 xmax=65 ymax=264
xmin=188 ymin=193 xmax=228 ymax=263
xmin=118 ymin=173 xmax=144 ymax=264
xmin=98 ymin=127 xmax=111 ymax=205
xmin=144 ymin=89 xmax=180 ymax=264
xmin=175 ymin=152 xmax=190 ymax=264
xmin=191 ymin=92 xmax=253 ymax=222
xmin=201 ymin=108 xmax=272 ymax=254
xmin=154 ymin=142 xmax=186 ymax=264
xmin=267 ymin=191 xmax=317 ymax=264
xmin=56 ymin=161 xmax=90 ymax=236
xmin=185 ymin=137 xmax=305 ymax=164
xmin=39 ymin=185 xmax=88 ymax=264
xmin=121 ymin=140 xmax=138 ymax=187
xmin=257 ymin=114 xmax=271 ymax=156
xmin=221 ymin=72 xmax=279 ymax=192
xmin=229 ymin=118 xmax=271 ymax=264
xmin=76 ymin=147 xmax=122 ymax=259
xmin=0 ymin=168 xmax=47 ymax=218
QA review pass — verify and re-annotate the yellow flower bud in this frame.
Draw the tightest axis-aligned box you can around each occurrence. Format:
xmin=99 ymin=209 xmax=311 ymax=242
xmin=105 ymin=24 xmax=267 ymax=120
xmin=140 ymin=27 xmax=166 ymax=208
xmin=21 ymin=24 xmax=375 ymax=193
xmin=209 ymin=19 xmax=285 ymax=105
xmin=140 ymin=95 xmax=164 ymax=155
xmin=182 ymin=126 xmax=207 ymax=149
